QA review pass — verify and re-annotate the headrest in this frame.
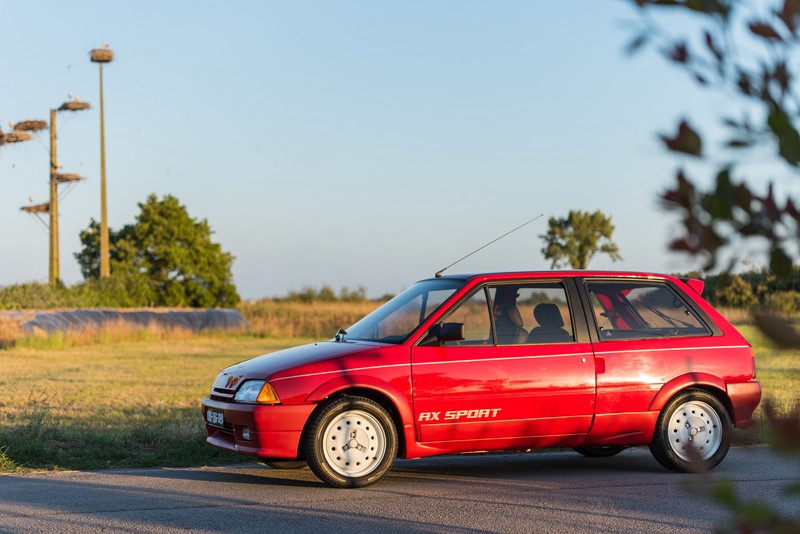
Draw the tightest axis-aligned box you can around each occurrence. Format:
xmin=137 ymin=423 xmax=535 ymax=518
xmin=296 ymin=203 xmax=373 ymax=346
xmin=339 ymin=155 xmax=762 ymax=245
xmin=501 ymin=305 xmax=524 ymax=328
xmin=534 ymin=303 xmax=564 ymax=328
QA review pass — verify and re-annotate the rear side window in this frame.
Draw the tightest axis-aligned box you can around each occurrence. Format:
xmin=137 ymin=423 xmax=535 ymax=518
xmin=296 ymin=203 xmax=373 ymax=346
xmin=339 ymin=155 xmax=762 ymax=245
xmin=587 ymin=281 xmax=711 ymax=340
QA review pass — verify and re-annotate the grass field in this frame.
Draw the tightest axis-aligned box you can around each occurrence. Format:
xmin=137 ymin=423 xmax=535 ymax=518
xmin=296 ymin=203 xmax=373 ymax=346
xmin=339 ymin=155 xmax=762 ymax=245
xmin=0 ymin=335 xmax=311 ymax=472
xmin=0 ymin=321 xmax=797 ymax=474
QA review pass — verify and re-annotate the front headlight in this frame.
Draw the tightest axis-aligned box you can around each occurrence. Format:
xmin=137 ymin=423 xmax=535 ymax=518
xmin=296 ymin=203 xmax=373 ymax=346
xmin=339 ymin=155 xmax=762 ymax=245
xmin=233 ymin=380 xmax=281 ymax=404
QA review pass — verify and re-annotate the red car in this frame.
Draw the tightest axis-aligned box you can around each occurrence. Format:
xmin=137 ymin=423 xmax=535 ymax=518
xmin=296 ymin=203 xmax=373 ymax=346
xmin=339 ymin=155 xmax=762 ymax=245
xmin=202 ymin=271 xmax=761 ymax=487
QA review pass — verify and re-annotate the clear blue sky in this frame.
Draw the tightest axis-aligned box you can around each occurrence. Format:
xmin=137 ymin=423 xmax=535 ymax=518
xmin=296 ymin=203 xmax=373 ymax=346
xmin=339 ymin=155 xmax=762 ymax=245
xmin=1 ymin=1 xmax=735 ymax=299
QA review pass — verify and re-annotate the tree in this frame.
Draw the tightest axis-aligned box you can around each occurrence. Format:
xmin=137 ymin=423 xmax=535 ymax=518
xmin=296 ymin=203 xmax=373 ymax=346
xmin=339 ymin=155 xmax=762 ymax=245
xmin=626 ymin=1 xmax=800 ymax=530
xmin=540 ymin=210 xmax=622 ymax=269
xmin=76 ymin=194 xmax=239 ymax=307
xmin=626 ymin=0 xmax=800 ymax=278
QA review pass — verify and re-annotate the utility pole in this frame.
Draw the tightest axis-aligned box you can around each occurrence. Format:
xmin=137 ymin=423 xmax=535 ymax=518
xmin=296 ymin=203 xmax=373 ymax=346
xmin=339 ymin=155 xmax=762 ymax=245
xmin=19 ymin=102 xmax=88 ymax=287
xmin=50 ymin=99 xmax=90 ymax=287
xmin=49 ymin=108 xmax=58 ymax=286
xmin=91 ymin=45 xmax=113 ymax=279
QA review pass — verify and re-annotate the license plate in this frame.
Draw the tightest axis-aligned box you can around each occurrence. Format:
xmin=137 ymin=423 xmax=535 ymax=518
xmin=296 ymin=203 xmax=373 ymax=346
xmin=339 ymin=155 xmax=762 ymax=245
xmin=206 ymin=409 xmax=224 ymax=427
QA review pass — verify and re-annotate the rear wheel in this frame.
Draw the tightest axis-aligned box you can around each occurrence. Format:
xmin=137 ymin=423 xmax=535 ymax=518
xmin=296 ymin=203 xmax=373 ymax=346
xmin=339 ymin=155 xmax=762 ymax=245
xmin=649 ymin=389 xmax=731 ymax=472
xmin=573 ymin=445 xmax=626 ymax=458
xmin=303 ymin=395 xmax=397 ymax=488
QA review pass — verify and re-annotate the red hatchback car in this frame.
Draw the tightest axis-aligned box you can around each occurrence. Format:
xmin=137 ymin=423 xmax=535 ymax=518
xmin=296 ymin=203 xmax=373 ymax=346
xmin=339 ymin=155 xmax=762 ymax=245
xmin=202 ymin=271 xmax=761 ymax=487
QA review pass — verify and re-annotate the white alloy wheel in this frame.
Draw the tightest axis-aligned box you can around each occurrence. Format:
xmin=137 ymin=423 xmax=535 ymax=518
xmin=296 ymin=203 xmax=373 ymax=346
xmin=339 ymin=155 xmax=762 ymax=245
xmin=649 ymin=389 xmax=731 ymax=473
xmin=321 ymin=409 xmax=388 ymax=478
xmin=303 ymin=395 xmax=398 ymax=488
xmin=665 ymin=399 xmax=723 ymax=462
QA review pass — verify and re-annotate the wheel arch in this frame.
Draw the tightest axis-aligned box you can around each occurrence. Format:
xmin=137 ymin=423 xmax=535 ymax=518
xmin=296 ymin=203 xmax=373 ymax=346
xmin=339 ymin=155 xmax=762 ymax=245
xmin=303 ymin=376 xmax=412 ymax=457
xmin=649 ymin=373 xmax=734 ymax=421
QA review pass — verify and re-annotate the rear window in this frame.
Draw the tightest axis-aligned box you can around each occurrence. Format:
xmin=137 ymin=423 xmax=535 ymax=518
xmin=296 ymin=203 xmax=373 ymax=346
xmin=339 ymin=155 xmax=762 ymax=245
xmin=587 ymin=281 xmax=711 ymax=340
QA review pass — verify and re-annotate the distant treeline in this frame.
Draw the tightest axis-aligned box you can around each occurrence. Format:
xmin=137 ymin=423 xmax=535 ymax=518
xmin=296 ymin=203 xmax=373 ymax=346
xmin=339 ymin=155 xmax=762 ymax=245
xmin=3 ymin=271 xmax=798 ymax=313
xmin=0 ymin=281 xmax=391 ymax=310
xmin=680 ymin=267 xmax=800 ymax=313
xmin=278 ymin=285 xmax=394 ymax=303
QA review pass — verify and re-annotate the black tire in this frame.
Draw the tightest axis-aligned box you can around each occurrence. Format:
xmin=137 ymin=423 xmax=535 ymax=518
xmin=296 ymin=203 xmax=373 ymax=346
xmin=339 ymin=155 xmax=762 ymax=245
xmin=262 ymin=460 xmax=308 ymax=470
xmin=302 ymin=395 xmax=398 ymax=488
xmin=573 ymin=445 xmax=626 ymax=458
xmin=649 ymin=389 xmax=731 ymax=473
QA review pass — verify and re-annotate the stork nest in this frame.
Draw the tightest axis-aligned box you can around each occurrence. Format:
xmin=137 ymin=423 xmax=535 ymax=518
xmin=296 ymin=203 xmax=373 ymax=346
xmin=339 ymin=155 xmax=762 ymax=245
xmin=90 ymin=48 xmax=113 ymax=62
xmin=21 ymin=202 xmax=50 ymax=214
xmin=59 ymin=101 xmax=91 ymax=111
xmin=14 ymin=120 xmax=47 ymax=132
xmin=0 ymin=131 xmax=33 ymax=144
xmin=55 ymin=173 xmax=83 ymax=183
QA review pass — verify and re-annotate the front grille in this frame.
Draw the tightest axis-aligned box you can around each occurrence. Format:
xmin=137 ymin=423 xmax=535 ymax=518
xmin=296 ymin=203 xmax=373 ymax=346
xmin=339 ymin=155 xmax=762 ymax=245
xmin=211 ymin=387 xmax=235 ymax=401
xmin=216 ymin=421 xmax=234 ymax=435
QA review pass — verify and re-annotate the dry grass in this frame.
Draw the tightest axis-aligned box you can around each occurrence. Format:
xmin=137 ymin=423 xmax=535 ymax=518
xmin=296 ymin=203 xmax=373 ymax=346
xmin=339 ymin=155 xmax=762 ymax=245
xmin=240 ymin=299 xmax=382 ymax=339
xmin=716 ymin=306 xmax=753 ymax=325
xmin=0 ymin=317 xmax=23 ymax=347
xmin=0 ymin=301 xmax=380 ymax=348
xmin=0 ymin=336 xmax=307 ymax=472
xmin=14 ymin=321 xmax=206 ymax=350
xmin=0 ymin=311 xmax=796 ymax=473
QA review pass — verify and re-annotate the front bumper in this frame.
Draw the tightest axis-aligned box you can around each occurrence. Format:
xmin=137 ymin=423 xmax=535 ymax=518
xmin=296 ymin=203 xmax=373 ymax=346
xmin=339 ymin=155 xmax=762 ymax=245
xmin=202 ymin=398 xmax=316 ymax=458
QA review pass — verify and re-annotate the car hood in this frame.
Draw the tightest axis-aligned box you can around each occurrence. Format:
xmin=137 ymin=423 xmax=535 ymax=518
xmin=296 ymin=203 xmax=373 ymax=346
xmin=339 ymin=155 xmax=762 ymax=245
xmin=212 ymin=340 xmax=382 ymax=391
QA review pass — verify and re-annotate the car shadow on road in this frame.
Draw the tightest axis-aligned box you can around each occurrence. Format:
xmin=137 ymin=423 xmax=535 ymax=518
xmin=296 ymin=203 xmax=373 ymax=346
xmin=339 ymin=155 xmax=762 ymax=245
xmin=131 ymin=448 xmax=666 ymax=489
xmin=119 ymin=464 xmax=322 ymax=488
xmin=390 ymin=447 xmax=666 ymax=481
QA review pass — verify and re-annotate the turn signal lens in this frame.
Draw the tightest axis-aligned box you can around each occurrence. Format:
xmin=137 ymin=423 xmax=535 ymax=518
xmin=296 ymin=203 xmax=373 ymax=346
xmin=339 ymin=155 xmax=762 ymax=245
xmin=256 ymin=382 xmax=281 ymax=405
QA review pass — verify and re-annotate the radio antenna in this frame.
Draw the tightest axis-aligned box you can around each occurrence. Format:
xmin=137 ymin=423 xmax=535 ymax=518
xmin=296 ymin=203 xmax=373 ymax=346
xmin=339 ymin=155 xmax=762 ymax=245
xmin=434 ymin=213 xmax=544 ymax=278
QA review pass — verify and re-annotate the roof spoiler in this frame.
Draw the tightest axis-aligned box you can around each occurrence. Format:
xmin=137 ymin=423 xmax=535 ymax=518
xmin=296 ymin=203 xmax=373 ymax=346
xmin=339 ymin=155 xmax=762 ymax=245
xmin=679 ymin=277 xmax=705 ymax=295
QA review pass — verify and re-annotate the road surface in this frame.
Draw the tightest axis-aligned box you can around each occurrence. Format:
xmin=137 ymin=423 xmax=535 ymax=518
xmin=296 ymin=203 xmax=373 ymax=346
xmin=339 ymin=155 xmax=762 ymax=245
xmin=1 ymin=446 xmax=798 ymax=533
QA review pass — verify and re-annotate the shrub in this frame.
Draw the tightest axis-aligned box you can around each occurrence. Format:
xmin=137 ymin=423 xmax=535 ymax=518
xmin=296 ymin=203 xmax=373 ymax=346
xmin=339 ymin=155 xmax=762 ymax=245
xmin=764 ymin=291 xmax=800 ymax=315
xmin=0 ymin=283 xmax=68 ymax=310
xmin=714 ymin=275 xmax=758 ymax=309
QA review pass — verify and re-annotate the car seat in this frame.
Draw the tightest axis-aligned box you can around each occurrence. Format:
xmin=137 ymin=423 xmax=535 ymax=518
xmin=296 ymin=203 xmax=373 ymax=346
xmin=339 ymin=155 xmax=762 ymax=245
xmin=495 ymin=304 xmax=528 ymax=344
xmin=527 ymin=303 xmax=572 ymax=343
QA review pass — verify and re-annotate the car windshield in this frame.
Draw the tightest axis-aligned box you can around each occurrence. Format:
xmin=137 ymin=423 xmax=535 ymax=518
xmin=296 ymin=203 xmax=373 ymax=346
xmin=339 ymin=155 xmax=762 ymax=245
xmin=345 ymin=278 xmax=465 ymax=344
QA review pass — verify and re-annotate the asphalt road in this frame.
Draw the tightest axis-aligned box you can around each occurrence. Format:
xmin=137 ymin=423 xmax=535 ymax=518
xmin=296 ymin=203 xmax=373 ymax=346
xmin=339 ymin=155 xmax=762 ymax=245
xmin=1 ymin=446 xmax=798 ymax=533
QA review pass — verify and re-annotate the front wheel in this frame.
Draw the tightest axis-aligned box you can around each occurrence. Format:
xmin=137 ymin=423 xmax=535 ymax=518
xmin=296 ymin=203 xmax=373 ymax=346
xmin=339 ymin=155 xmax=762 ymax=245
xmin=302 ymin=395 xmax=398 ymax=488
xmin=649 ymin=389 xmax=731 ymax=473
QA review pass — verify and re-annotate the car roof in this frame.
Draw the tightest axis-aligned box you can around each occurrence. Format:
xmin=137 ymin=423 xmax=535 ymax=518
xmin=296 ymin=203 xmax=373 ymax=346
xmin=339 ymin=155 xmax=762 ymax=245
xmin=428 ymin=270 xmax=682 ymax=282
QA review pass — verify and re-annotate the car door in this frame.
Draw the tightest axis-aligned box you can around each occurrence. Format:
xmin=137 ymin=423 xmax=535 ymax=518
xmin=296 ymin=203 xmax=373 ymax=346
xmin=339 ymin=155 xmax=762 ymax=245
xmin=410 ymin=279 xmax=596 ymax=451
xmin=579 ymin=278 xmax=722 ymax=444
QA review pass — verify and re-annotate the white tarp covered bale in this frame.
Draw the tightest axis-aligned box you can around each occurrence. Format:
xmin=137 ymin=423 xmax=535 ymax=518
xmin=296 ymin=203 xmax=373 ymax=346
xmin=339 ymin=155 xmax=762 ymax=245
xmin=14 ymin=309 xmax=248 ymax=334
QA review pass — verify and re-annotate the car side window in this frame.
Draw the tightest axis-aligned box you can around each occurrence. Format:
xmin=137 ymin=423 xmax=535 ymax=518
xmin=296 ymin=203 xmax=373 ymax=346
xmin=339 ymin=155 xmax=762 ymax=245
xmin=488 ymin=283 xmax=574 ymax=345
xmin=587 ymin=281 xmax=711 ymax=340
xmin=442 ymin=288 xmax=493 ymax=346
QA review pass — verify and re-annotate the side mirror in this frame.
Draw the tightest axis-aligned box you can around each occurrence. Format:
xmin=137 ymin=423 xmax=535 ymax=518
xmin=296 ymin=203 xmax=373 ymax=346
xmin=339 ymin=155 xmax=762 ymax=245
xmin=439 ymin=322 xmax=465 ymax=342
xmin=417 ymin=322 xmax=466 ymax=347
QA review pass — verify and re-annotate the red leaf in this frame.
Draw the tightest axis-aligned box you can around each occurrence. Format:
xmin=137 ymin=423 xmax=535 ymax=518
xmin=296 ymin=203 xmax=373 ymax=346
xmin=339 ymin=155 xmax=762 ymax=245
xmin=668 ymin=42 xmax=690 ymax=63
xmin=778 ymin=0 xmax=798 ymax=35
xmin=660 ymin=120 xmax=703 ymax=156
xmin=749 ymin=21 xmax=783 ymax=40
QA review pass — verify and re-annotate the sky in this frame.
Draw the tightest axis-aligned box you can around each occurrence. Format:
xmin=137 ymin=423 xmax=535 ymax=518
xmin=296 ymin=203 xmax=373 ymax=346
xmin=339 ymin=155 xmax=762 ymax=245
xmin=0 ymin=1 xmax=761 ymax=299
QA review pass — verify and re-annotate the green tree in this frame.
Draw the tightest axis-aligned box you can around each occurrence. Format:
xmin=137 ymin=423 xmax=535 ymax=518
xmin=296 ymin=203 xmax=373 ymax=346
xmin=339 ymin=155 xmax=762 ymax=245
xmin=626 ymin=1 xmax=800 ymax=530
xmin=626 ymin=0 xmax=800 ymax=278
xmin=76 ymin=194 xmax=239 ymax=307
xmin=540 ymin=210 xmax=622 ymax=269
